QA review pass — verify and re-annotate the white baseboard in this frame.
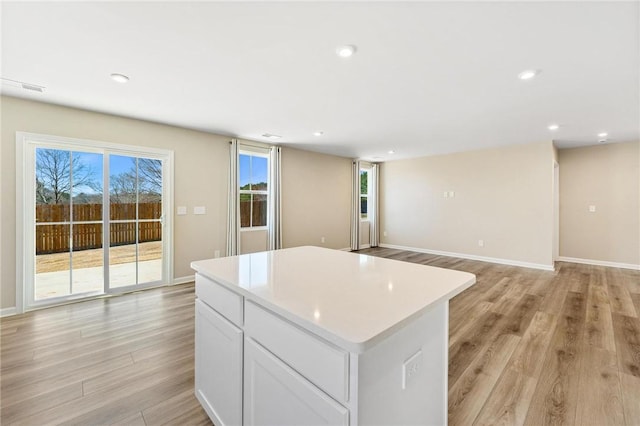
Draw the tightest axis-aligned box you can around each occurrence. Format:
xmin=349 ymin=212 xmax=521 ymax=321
xmin=1 ymin=307 xmax=17 ymax=317
xmin=173 ymin=275 xmax=195 ymax=285
xmin=339 ymin=247 xmax=352 ymax=251
xmin=557 ymin=256 xmax=640 ymax=271
xmin=379 ymin=243 xmax=555 ymax=271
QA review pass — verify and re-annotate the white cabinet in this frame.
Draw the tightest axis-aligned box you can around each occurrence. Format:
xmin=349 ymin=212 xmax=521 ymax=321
xmin=243 ymin=337 xmax=349 ymax=426
xmin=195 ymin=299 xmax=243 ymax=426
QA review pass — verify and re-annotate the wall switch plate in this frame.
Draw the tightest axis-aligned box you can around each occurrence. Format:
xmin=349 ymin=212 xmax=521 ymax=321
xmin=194 ymin=206 xmax=206 ymax=215
xmin=444 ymin=191 xmax=449 ymax=198
xmin=449 ymin=191 xmax=455 ymax=198
xmin=478 ymin=239 xmax=484 ymax=247
xmin=589 ymin=205 xmax=596 ymax=212
xmin=177 ymin=206 xmax=187 ymax=215
xmin=402 ymin=350 xmax=423 ymax=390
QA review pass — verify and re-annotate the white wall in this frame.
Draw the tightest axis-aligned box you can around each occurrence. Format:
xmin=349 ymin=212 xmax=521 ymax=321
xmin=380 ymin=141 xmax=555 ymax=268
xmin=559 ymin=141 xmax=639 ymax=266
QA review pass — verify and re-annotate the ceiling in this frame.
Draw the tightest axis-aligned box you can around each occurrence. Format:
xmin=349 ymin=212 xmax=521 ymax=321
xmin=2 ymin=1 xmax=638 ymax=161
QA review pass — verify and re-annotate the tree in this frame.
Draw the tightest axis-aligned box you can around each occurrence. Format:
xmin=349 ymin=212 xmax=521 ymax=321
xmin=138 ymin=158 xmax=162 ymax=195
xmin=36 ymin=149 xmax=101 ymax=204
xmin=109 ymin=158 xmax=162 ymax=204
xmin=109 ymin=171 xmax=138 ymax=203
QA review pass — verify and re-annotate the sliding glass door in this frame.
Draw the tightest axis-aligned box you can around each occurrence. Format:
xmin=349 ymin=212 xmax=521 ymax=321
xmin=23 ymin=134 xmax=172 ymax=310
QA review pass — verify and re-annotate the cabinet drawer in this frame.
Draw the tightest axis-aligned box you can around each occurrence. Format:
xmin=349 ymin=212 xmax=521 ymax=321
xmin=244 ymin=301 xmax=349 ymax=403
xmin=196 ymin=273 xmax=243 ymax=326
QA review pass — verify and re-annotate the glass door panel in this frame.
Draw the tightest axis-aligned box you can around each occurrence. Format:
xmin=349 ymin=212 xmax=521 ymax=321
xmin=70 ymin=151 xmax=104 ymax=296
xmin=109 ymin=155 xmax=163 ymax=290
xmin=35 ymin=224 xmax=71 ymax=300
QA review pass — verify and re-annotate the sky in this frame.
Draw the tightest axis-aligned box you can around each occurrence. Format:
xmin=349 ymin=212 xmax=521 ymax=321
xmin=239 ymin=154 xmax=268 ymax=188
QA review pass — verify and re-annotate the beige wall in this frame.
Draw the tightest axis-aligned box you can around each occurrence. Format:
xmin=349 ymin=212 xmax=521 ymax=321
xmin=1 ymin=96 xmax=230 ymax=308
xmin=281 ymin=147 xmax=351 ymax=250
xmin=559 ymin=141 xmax=640 ymax=265
xmin=240 ymin=230 xmax=268 ymax=254
xmin=380 ymin=141 xmax=555 ymax=267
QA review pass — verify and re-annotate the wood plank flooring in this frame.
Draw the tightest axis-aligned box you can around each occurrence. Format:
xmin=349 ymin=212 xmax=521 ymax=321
xmin=1 ymin=248 xmax=639 ymax=425
xmin=359 ymin=247 xmax=640 ymax=426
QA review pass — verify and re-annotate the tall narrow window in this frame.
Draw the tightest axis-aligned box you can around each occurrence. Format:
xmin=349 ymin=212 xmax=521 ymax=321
xmin=360 ymin=169 xmax=369 ymax=220
xmin=239 ymin=153 xmax=269 ymax=228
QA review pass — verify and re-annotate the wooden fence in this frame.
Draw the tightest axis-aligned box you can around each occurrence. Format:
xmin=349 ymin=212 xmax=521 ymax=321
xmin=35 ymin=203 xmax=162 ymax=254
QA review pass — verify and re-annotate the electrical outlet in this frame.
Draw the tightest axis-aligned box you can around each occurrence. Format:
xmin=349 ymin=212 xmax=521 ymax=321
xmin=478 ymin=239 xmax=484 ymax=247
xmin=383 ymin=231 xmax=388 ymax=237
xmin=321 ymin=237 xmax=326 ymax=244
xmin=589 ymin=205 xmax=596 ymax=212
xmin=402 ymin=350 xmax=423 ymax=390
xmin=214 ymin=250 xmax=220 ymax=258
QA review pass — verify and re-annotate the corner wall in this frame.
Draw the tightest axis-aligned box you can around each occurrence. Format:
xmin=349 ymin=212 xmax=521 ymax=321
xmin=558 ymin=141 xmax=640 ymax=267
xmin=379 ymin=141 xmax=555 ymax=268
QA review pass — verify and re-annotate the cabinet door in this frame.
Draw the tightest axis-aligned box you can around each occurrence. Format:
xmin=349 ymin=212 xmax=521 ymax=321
xmin=195 ymin=299 xmax=243 ymax=426
xmin=244 ymin=337 xmax=349 ymax=426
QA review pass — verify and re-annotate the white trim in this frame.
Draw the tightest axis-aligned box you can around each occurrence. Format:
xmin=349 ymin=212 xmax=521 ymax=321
xmin=1 ymin=307 xmax=17 ymax=317
xmin=173 ymin=275 xmax=195 ymax=285
xmin=339 ymin=247 xmax=351 ymax=251
xmin=379 ymin=243 xmax=555 ymax=271
xmin=557 ymin=256 xmax=640 ymax=271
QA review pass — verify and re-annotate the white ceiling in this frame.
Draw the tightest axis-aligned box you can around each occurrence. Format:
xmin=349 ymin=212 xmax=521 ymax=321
xmin=2 ymin=1 xmax=638 ymax=161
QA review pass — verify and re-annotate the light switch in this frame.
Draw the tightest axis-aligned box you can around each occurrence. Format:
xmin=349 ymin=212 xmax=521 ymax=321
xmin=449 ymin=191 xmax=455 ymax=198
xmin=177 ymin=206 xmax=187 ymax=215
xmin=194 ymin=206 xmax=206 ymax=215
xmin=589 ymin=205 xmax=596 ymax=213
xmin=444 ymin=191 xmax=449 ymax=198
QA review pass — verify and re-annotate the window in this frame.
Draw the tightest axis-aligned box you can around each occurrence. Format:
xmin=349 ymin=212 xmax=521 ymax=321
xmin=360 ymin=169 xmax=369 ymax=220
xmin=239 ymin=152 xmax=269 ymax=228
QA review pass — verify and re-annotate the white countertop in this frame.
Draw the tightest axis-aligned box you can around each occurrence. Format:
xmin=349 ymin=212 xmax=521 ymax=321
xmin=191 ymin=246 xmax=475 ymax=352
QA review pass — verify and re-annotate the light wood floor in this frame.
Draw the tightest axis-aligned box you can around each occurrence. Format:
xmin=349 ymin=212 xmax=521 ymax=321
xmin=1 ymin=248 xmax=639 ymax=425
xmin=359 ymin=247 xmax=640 ymax=426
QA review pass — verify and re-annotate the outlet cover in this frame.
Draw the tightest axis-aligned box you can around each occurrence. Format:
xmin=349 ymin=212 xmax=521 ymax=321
xmin=193 ymin=206 xmax=206 ymax=215
xmin=177 ymin=206 xmax=187 ymax=215
xmin=589 ymin=205 xmax=596 ymax=212
xmin=402 ymin=350 xmax=423 ymax=390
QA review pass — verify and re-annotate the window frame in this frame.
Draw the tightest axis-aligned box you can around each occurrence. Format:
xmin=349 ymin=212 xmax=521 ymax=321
xmin=238 ymin=150 xmax=270 ymax=231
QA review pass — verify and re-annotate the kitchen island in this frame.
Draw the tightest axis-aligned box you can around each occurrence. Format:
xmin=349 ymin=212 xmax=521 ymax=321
xmin=191 ymin=246 xmax=475 ymax=426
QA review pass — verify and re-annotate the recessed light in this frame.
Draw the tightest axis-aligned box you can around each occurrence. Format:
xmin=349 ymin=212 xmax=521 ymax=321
xmin=261 ymin=133 xmax=282 ymax=139
xmin=598 ymin=132 xmax=608 ymax=138
xmin=548 ymin=124 xmax=560 ymax=131
xmin=336 ymin=45 xmax=356 ymax=58
xmin=313 ymin=131 xmax=324 ymax=136
xmin=518 ymin=69 xmax=540 ymax=80
xmin=388 ymin=150 xmax=395 ymax=154
xmin=110 ymin=73 xmax=129 ymax=83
